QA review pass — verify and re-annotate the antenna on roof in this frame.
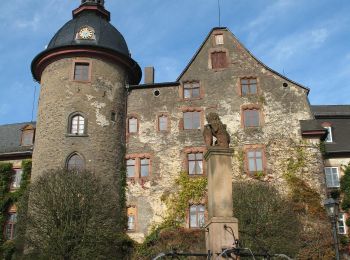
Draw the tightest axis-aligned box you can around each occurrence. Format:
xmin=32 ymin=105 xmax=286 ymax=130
xmin=31 ymin=85 xmax=37 ymax=122
xmin=217 ymin=0 xmax=221 ymax=27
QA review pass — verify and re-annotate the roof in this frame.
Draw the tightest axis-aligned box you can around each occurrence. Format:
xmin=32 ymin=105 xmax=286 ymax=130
xmin=312 ymin=105 xmax=350 ymax=118
xmin=300 ymin=120 xmax=326 ymax=133
xmin=0 ymin=122 xmax=35 ymax=156
xmin=31 ymin=3 xmax=142 ymax=84
xmin=311 ymin=105 xmax=350 ymax=154
xmin=46 ymin=10 xmax=129 ymax=57
xmin=129 ymin=82 xmax=180 ymax=90
xmin=176 ymin=27 xmax=310 ymax=94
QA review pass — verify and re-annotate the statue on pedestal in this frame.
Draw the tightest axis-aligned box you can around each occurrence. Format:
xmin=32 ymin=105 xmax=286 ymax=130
xmin=203 ymin=112 xmax=230 ymax=148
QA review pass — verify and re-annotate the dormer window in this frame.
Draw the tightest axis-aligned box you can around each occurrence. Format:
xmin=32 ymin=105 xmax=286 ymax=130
xmin=21 ymin=125 xmax=35 ymax=146
xmin=324 ymin=126 xmax=333 ymax=142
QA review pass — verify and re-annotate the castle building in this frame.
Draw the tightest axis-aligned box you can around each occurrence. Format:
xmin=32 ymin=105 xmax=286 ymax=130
xmin=0 ymin=0 xmax=349 ymax=245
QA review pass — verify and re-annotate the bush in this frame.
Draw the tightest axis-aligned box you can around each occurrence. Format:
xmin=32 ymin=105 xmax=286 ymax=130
xmin=232 ymin=181 xmax=302 ymax=258
xmin=23 ymin=169 xmax=127 ymax=259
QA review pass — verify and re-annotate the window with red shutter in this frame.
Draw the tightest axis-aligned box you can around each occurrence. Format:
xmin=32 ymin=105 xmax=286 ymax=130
xmin=211 ymin=51 xmax=227 ymax=69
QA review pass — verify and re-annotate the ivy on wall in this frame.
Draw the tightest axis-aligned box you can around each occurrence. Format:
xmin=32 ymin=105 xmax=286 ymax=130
xmin=282 ymin=145 xmax=335 ymax=259
xmin=133 ymin=172 xmax=207 ymax=259
xmin=0 ymin=160 xmax=32 ymax=259
xmin=340 ymin=163 xmax=350 ymax=212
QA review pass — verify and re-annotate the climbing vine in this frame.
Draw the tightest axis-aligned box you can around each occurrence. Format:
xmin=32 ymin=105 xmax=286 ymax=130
xmin=162 ymin=172 xmax=207 ymax=227
xmin=133 ymin=172 xmax=207 ymax=259
xmin=282 ymin=145 xmax=324 ymax=215
xmin=340 ymin=163 xmax=350 ymax=212
xmin=0 ymin=160 xmax=31 ymax=259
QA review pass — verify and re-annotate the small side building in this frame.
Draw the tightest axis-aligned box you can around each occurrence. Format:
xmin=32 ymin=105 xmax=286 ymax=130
xmin=0 ymin=122 xmax=35 ymax=240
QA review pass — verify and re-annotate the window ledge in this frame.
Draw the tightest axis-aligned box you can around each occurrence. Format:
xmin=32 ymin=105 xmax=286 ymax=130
xmin=182 ymin=129 xmax=202 ymax=131
xmin=66 ymin=134 xmax=89 ymax=137
xmin=188 ymin=174 xmax=205 ymax=177
xmin=183 ymin=97 xmax=202 ymax=101
xmin=72 ymin=80 xmax=91 ymax=84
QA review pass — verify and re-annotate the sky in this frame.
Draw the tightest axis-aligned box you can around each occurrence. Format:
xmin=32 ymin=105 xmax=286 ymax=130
xmin=0 ymin=0 xmax=349 ymax=125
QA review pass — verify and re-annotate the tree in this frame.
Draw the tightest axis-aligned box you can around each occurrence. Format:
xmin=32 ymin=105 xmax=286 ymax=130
xmin=21 ymin=169 xmax=127 ymax=259
xmin=232 ymin=181 xmax=302 ymax=258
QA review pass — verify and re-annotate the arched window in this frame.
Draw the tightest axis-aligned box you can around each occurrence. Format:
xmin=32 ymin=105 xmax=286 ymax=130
xmin=67 ymin=153 xmax=85 ymax=171
xmin=69 ymin=114 xmax=86 ymax=135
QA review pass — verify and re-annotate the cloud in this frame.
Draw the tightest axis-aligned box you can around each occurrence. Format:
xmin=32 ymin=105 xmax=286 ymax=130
xmin=13 ymin=14 xmax=41 ymax=31
xmin=257 ymin=26 xmax=330 ymax=68
xmin=247 ymin=0 xmax=295 ymax=30
xmin=311 ymin=28 xmax=329 ymax=44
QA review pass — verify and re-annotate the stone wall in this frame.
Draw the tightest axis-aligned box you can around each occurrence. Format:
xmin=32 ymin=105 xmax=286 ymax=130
xmin=32 ymin=57 xmax=127 ymax=187
xmin=126 ymin=28 xmax=326 ymax=242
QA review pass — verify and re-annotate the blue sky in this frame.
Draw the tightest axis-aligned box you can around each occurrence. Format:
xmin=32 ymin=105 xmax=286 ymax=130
xmin=0 ymin=0 xmax=349 ymax=125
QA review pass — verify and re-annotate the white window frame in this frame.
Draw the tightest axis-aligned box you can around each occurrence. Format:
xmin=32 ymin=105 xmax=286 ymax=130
xmin=11 ymin=169 xmax=23 ymax=189
xmin=215 ymin=34 xmax=224 ymax=45
xmin=324 ymin=167 xmax=340 ymax=188
xmin=324 ymin=126 xmax=333 ymax=142
xmin=71 ymin=115 xmax=85 ymax=135
xmin=338 ymin=212 xmax=346 ymax=235
xmin=189 ymin=205 xmax=205 ymax=228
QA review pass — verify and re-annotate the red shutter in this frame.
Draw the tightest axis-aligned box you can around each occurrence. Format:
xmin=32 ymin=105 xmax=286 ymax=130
xmin=211 ymin=52 xmax=227 ymax=69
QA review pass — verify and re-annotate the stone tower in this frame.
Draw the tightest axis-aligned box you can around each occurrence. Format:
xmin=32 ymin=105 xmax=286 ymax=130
xmin=31 ymin=0 xmax=141 ymax=185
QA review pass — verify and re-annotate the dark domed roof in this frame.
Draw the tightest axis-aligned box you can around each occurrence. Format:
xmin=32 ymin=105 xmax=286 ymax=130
xmin=31 ymin=2 xmax=141 ymax=84
xmin=47 ymin=10 xmax=129 ymax=56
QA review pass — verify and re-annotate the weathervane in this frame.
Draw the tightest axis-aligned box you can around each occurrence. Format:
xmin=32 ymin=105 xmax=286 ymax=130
xmin=217 ymin=0 xmax=221 ymax=27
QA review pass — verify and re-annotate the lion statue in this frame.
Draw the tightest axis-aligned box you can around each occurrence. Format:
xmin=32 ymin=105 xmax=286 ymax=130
xmin=203 ymin=112 xmax=230 ymax=148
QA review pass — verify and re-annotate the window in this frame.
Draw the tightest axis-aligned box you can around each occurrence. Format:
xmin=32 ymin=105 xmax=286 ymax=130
xmin=127 ymin=206 xmax=137 ymax=231
xmin=11 ymin=169 xmax=23 ymax=189
xmin=140 ymin=159 xmax=150 ymax=177
xmin=127 ymin=159 xmax=136 ymax=178
xmin=5 ymin=212 xmax=17 ymax=240
xmin=22 ymin=131 xmax=34 ymax=146
xmin=183 ymin=82 xmax=200 ymax=99
xmin=128 ymin=117 xmax=138 ymax=134
xmin=215 ymin=34 xmax=224 ymax=45
xmin=243 ymin=109 xmax=260 ymax=127
xmin=67 ymin=154 xmax=85 ymax=171
xmin=246 ymin=148 xmax=264 ymax=174
xmin=158 ymin=115 xmax=168 ymax=131
xmin=325 ymin=167 xmax=340 ymax=188
xmin=324 ymin=126 xmax=333 ymax=142
xmin=70 ymin=115 xmax=85 ymax=135
xmin=21 ymin=125 xmax=35 ymax=146
xmin=211 ymin=51 xmax=227 ymax=69
xmin=73 ymin=62 xmax=90 ymax=81
xmin=338 ymin=213 xmax=346 ymax=234
xmin=241 ymin=78 xmax=257 ymax=96
xmin=126 ymin=155 xmax=151 ymax=180
xmin=184 ymin=112 xmax=201 ymax=130
xmin=111 ymin=111 xmax=116 ymax=122
xmin=188 ymin=153 xmax=203 ymax=175
xmin=189 ymin=205 xmax=205 ymax=228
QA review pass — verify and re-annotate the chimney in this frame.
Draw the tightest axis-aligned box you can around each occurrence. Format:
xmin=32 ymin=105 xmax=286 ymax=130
xmin=144 ymin=67 xmax=155 ymax=84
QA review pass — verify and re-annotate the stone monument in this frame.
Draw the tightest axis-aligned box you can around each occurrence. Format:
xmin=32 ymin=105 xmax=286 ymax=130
xmin=203 ymin=113 xmax=239 ymax=258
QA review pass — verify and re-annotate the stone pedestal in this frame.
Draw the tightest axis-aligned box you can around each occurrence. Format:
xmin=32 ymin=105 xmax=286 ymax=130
xmin=205 ymin=217 xmax=239 ymax=257
xmin=204 ymin=147 xmax=239 ymax=258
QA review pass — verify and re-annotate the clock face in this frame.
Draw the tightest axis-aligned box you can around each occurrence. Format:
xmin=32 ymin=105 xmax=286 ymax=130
xmin=79 ymin=27 xmax=94 ymax=39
